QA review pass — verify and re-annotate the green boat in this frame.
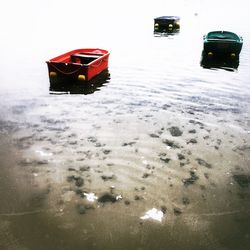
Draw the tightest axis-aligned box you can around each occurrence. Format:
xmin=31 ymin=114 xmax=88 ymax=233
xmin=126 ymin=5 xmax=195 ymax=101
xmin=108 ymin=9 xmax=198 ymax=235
xmin=203 ymin=31 xmax=243 ymax=58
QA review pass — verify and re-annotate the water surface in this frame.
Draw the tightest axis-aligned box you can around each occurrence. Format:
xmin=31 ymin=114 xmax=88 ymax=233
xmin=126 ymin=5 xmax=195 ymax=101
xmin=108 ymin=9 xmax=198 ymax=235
xmin=0 ymin=0 xmax=250 ymax=249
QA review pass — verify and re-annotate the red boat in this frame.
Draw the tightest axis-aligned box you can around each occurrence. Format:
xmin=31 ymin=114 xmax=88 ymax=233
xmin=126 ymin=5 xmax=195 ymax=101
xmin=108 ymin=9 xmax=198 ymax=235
xmin=46 ymin=48 xmax=110 ymax=83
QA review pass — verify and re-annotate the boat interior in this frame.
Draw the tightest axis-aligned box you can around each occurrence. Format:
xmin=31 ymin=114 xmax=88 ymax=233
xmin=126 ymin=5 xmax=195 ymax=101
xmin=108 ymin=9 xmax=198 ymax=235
xmin=70 ymin=53 xmax=102 ymax=65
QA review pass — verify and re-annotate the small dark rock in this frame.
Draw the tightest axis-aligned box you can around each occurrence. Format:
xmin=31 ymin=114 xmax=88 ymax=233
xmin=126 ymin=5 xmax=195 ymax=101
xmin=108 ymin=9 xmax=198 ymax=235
xmin=101 ymin=174 xmax=116 ymax=181
xmin=98 ymin=192 xmax=117 ymax=203
xmin=79 ymin=166 xmax=90 ymax=172
xmin=168 ymin=126 xmax=183 ymax=137
xmin=196 ymin=158 xmax=212 ymax=168
xmin=149 ymin=133 xmax=160 ymax=138
xmin=188 ymin=129 xmax=196 ymax=134
xmin=122 ymin=142 xmax=136 ymax=146
xmin=182 ymin=197 xmax=190 ymax=205
xmin=142 ymin=173 xmax=150 ymax=178
xmin=103 ymin=149 xmax=111 ymax=155
xmin=187 ymin=138 xmax=197 ymax=144
xmin=68 ymin=167 xmax=76 ymax=172
xmin=162 ymin=139 xmax=180 ymax=148
xmin=183 ymin=171 xmax=199 ymax=186
xmin=177 ymin=153 xmax=185 ymax=160
xmin=161 ymin=205 xmax=167 ymax=214
xmin=124 ymin=199 xmax=131 ymax=205
xmin=233 ymin=174 xmax=250 ymax=188
xmin=134 ymin=195 xmax=143 ymax=201
xmin=160 ymin=157 xmax=171 ymax=163
xmin=77 ymin=204 xmax=86 ymax=214
xmin=174 ymin=207 xmax=182 ymax=215
xmin=75 ymin=177 xmax=84 ymax=187
xmin=67 ymin=175 xmax=75 ymax=182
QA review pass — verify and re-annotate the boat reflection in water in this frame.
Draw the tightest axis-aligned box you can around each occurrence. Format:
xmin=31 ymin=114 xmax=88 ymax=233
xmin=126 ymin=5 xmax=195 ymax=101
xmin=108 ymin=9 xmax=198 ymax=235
xmin=200 ymin=51 xmax=240 ymax=71
xmin=49 ymin=69 xmax=110 ymax=95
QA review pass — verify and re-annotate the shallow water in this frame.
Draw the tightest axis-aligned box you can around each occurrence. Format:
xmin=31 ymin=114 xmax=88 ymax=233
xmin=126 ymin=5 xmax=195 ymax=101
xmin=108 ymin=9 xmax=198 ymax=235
xmin=0 ymin=0 xmax=250 ymax=249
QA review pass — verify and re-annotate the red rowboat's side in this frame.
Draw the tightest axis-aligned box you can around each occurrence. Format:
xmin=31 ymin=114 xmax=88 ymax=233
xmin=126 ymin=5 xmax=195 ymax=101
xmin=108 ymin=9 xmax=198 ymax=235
xmin=46 ymin=48 xmax=110 ymax=82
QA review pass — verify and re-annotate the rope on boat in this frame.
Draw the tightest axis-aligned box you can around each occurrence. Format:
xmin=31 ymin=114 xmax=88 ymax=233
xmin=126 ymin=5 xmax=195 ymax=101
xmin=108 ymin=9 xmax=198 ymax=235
xmin=49 ymin=63 xmax=82 ymax=75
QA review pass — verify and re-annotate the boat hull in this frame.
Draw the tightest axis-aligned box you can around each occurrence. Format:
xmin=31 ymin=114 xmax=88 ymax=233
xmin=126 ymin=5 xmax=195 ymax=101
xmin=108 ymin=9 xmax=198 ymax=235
xmin=46 ymin=48 xmax=109 ymax=83
xmin=154 ymin=16 xmax=180 ymax=33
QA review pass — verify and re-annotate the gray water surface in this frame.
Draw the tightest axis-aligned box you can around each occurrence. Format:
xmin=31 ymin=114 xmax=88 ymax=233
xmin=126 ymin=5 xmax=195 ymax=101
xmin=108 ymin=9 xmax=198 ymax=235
xmin=0 ymin=0 xmax=250 ymax=249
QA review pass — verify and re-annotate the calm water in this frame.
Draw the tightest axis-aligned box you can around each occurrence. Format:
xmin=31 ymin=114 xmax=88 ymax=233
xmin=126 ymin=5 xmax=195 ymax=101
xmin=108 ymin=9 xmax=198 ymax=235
xmin=0 ymin=0 xmax=250 ymax=249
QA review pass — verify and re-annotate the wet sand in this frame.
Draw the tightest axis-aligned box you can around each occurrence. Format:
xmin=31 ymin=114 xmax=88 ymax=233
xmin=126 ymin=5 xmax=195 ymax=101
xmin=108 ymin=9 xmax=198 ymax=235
xmin=0 ymin=102 xmax=249 ymax=249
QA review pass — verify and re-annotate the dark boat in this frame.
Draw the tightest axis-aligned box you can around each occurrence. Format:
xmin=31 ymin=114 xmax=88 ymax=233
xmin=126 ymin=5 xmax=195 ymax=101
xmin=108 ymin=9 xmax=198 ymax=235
xmin=46 ymin=48 xmax=110 ymax=83
xmin=203 ymin=31 xmax=243 ymax=59
xmin=154 ymin=16 xmax=180 ymax=33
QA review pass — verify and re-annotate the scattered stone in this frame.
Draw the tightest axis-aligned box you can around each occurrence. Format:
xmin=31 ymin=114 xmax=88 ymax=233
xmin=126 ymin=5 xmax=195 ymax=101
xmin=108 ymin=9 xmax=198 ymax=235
xmin=75 ymin=177 xmax=84 ymax=187
xmin=124 ymin=199 xmax=131 ymax=205
xmin=77 ymin=204 xmax=95 ymax=214
xmin=77 ymin=204 xmax=86 ymax=214
xmin=217 ymin=139 xmax=222 ymax=145
xmin=161 ymin=205 xmax=167 ymax=214
xmin=67 ymin=176 xmax=84 ymax=187
xmin=162 ymin=104 xmax=171 ymax=110
xmin=196 ymin=158 xmax=212 ymax=168
xmin=188 ymin=129 xmax=196 ymax=134
xmin=67 ymin=175 xmax=75 ymax=182
xmin=101 ymin=174 xmax=116 ymax=181
xmin=88 ymin=137 xmax=97 ymax=143
xmin=162 ymin=139 xmax=180 ymax=148
xmin=204 ymin=173 xmax=209 ymax=179
xmin=68 ymin=167 xmax=76 ymax=172
xmin=142 ymin=173 xmax=150 ymax=178
xmin=149 ymin=133 xmax=160 ymax=138
xmin=160 ymin=157 xmax=171 ymax=163
xmin=233 ymin=174 xmax=250 ymax=188
xmin=182 ymin=197 xmax=190 ymax=205
xmin=122 ymin=142 xmax=136 ymax=146
xmin=168 ymin=126 xmax=183 ymax=137
xmin=187 ymin=138 xmax=197 ymax=144
xmin=177 ymin=153 xmax=185 ymax=160
xmin=134 ymin=195 xmax=143 ymax=201
xmin=183 ymin=171 xmax=199 ymax=186
xmin=75 ymin=189 xmax=85 ymax=198
xmin=180 ymin=162 xmax=186 ymax=167
xmin=174 ymin=207 xmax=182 ymax=215
xmin=235 ymin=145 xmax=250 ymax=151
xmin=103 ymin=149 xmax=111 ymax=155
xmin=79 ymin=166 xmax=90 ymax=172
xmin=98 ymin=192 xmax=117 ymax=203
xmin=189 ymin=120 xmax=204 ymax=126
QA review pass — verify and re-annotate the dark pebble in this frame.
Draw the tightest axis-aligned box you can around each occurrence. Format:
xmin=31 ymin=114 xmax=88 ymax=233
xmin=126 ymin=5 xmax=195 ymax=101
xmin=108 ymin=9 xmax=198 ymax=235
xmin=188 ymin=129 xmax=196 ymax=134
xmin=233 ymin=174 xmax=250 ymax=188
xmin=196 ymin=158 xmax=212 ymax=168
xmin=162 ymin=139 xmax=180 ymax=148
xmin=161 ymin=205 xmax=167 ymax=214
xmin=182 ymin=197 xmax=190 ymax=205
xmin=168 ymin=126 xmax=183 ymax=137
xmin=174 ymin=207 xmax=182 ymax=215
xmin=177 ymin=153 xmax=185 ymax=160
xmin=75 ymin=177 xmax=84 ymax=187
xmin=183 ymin=171 xmax=199 ymax=186
xmin=98 ymin=192 xmax=117 ymax=203
xmin=187 ymin=138 xmax=197 ymax=144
